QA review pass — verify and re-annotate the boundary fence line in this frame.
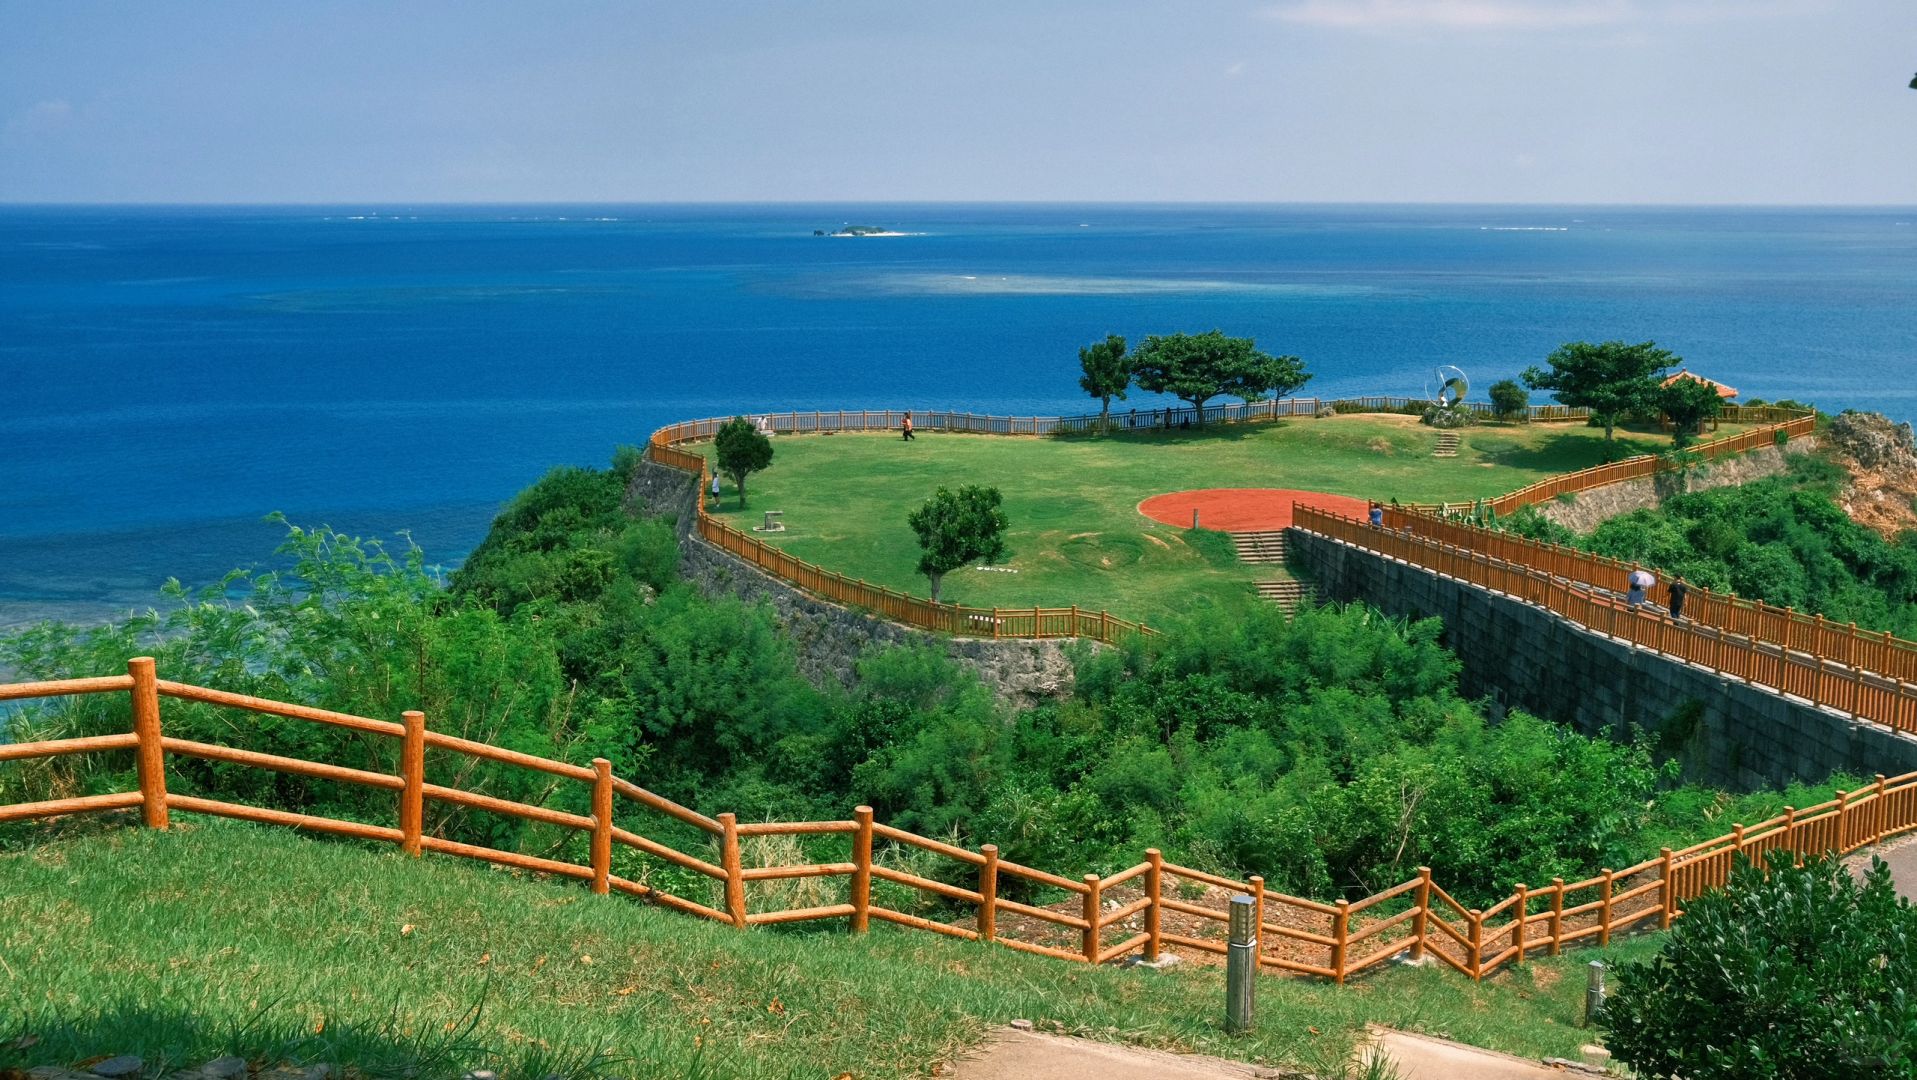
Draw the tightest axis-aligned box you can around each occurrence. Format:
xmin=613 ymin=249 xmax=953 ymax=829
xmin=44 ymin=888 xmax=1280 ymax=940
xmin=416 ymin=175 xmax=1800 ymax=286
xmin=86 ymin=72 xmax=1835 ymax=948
xmin=1292 ymin=505 xmax=1917 ymax=735
xmin=5 ymin=659 xmax=1911 ymax=983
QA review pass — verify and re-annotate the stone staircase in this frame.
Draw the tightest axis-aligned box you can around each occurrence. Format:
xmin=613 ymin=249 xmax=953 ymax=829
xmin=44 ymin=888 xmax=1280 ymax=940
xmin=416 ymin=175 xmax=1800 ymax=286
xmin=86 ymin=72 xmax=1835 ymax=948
xmin=1433 ymin=432 xmax=1461 ymax=458
xmin=1254 ymin=578 xmax=1318 ymax=614
xmin=1230 ymin=530 xmax=1317 ymax=613
xmin=1229 ymin=530 xmax=1288 ymax=564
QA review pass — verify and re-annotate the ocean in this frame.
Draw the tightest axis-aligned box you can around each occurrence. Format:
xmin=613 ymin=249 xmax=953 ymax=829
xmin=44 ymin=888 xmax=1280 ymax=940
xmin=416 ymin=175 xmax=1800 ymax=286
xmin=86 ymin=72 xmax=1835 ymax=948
xmin=2 ymin=203 xmax=1913 ymax=628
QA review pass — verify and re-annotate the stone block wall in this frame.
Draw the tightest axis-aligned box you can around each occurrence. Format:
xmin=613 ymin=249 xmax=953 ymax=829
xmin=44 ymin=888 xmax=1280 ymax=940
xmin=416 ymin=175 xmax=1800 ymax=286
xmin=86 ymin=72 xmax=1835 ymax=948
xmin=1288 ymin=528 xmax=1917 ymax=790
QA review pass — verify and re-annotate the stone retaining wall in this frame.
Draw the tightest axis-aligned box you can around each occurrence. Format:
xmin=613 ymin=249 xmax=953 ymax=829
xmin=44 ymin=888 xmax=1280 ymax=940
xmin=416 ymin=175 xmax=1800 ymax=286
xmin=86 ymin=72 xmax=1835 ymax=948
xmin=1536 ymin=439 xmax=1811 ymax=533
xmin=1288 ymin=528 xmax=1917 ymax=790
xmin=630 ymin=459 xmax=1077 ymax=704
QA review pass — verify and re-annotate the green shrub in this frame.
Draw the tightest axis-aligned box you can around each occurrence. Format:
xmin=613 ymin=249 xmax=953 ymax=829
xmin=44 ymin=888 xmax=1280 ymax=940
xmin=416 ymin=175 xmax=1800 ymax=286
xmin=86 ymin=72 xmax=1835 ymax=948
xmin=1602 ymin=853 xmax=1917 ymax=1078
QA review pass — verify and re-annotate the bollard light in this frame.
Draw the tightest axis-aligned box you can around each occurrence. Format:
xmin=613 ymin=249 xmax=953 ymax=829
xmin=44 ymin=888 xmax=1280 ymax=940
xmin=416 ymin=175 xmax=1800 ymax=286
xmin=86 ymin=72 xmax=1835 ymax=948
xmin=1225 ymin=894 xmax=1256 ymax=1033
xmin=1584 ymin=960 xmax=1607 ymax=1027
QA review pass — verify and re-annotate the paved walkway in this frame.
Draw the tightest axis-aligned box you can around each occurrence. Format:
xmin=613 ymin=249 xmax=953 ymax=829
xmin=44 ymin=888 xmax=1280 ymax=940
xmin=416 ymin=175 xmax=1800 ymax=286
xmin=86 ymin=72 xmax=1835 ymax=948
xmin=947 ymin=1027 xmax=1572 ymax=1080
xmin=1849 ymin=833 xmax=1917 ymax=897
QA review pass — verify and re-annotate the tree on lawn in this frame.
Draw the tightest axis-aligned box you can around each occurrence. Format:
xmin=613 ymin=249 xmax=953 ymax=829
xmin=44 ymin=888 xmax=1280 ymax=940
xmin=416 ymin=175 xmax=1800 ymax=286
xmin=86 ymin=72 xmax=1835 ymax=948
xmin=1659 ymin=377 xmax=1725 ymax=448
xmin=713 ymin=416 xmax=773 ymax=509
xmin=1129 ymin=330 xmax=1311 ymax=426
xmin=1522 ymin=340 xmax=1675 ymax=458
xmin=1488 ymin=378 xmax=1530 ymax=422
xmin=907 ymin=485 xmax=1007 ymax=603
xmin=1077 ymin=334 xmax=1131 ymax=430
xmin=1602 ymin=853 xmax=1917 ymax=1079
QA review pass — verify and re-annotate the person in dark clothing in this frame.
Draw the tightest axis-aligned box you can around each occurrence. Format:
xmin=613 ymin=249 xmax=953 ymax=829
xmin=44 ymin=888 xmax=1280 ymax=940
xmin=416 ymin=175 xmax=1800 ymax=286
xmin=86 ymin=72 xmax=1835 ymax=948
xmin=901 ymin=411 xmax=915 ymax=441
xmin=1668 ymin=577 xmax=1689 ymax=621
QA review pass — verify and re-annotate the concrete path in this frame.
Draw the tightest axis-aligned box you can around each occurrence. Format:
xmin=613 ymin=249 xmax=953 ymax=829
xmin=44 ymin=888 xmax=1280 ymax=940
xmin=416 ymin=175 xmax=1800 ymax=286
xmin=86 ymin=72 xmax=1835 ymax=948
xmin=1849 ymin=833 xmax=1917 ymax=898
xmin=947 ymin=1027 xmax=1579 ymax=1080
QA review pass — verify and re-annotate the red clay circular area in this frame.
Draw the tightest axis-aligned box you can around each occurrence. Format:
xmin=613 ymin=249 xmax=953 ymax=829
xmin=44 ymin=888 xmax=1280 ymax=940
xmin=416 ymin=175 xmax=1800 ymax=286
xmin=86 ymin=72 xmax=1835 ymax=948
xmin=1138 ymin=489 xmax=1371 ymax=532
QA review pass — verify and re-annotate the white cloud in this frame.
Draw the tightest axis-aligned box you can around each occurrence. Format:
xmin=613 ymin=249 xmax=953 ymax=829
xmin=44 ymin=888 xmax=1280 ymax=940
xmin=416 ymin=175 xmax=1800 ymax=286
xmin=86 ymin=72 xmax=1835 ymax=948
xmin=1225 ymin=61 xmax=1247 ymax=77
xmin=1265 ymin=0 xmax=1829 ymax=32
xmin=6 ymin=100 xmax=76 ymax=135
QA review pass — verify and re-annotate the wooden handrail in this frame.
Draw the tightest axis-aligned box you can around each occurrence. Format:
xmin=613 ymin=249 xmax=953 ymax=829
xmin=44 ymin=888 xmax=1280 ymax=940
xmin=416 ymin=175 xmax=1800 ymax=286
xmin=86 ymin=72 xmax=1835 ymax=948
xmin=8 ymin=604 xmax=1917 ymax=988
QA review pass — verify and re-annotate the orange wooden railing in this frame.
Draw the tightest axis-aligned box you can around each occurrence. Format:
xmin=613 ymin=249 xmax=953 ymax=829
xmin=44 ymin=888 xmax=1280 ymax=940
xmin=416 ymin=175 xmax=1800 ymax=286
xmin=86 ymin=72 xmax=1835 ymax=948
xmin=1293 ymin=505 xmax=1917 ymax=735
xmin=1430 ymin=412 xmax=1817 ymax=516
xmin=1382 ymin=505 xmax=1917 ymax=690
xmin=5 ymin=659 xmax=1913 ymax=983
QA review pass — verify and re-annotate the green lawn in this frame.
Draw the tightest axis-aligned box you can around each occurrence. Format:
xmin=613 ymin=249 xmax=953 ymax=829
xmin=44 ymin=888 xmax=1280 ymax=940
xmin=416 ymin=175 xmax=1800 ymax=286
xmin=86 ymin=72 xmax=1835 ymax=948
xmin=700 ymin=415 xmax=1737 ymax=622
xmin=1 ymin=822 xmax=1657 ymax=1079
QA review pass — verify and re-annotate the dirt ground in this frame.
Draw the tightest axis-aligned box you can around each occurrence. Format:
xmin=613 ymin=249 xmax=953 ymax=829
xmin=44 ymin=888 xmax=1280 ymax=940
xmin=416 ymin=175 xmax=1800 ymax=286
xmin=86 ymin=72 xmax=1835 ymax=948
xmin=1136 ymin=488 xmax=1371 ymax=532
xmin=945 ymin=1026 xmax=1577 ymax=1080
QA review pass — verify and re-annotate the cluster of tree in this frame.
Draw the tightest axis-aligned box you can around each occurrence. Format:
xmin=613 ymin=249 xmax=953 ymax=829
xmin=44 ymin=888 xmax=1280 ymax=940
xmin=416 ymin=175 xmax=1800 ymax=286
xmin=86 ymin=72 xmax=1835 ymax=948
xmin=1521 ymin=340 xmax=1724 ymax=456
xmin=1077 ymin=331 xmax=1312 ymax=428
xmin=1501 ymin=455 xmax=1917 ymax=637
xmin=3 ymin=451 xmax=1842 ymax=909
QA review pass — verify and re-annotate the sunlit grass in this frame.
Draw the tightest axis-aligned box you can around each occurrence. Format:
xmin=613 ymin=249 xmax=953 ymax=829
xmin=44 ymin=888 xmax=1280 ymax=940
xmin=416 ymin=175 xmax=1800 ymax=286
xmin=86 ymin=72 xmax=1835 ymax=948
xmin=2 ymin=821 xmax=1660 ymax=1078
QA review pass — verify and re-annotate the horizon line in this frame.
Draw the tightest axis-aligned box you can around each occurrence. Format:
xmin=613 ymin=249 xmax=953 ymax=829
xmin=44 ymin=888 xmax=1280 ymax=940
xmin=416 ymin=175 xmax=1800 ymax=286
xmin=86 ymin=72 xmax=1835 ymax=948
xmin=4 ymin=198 xmax=1917 ymax=210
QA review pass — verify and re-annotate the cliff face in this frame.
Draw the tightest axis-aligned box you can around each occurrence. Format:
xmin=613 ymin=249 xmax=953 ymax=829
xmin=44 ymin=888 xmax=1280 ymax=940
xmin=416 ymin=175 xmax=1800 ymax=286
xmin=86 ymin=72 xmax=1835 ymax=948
xmin=1825 ymin=411 xmax=1917 ymax=538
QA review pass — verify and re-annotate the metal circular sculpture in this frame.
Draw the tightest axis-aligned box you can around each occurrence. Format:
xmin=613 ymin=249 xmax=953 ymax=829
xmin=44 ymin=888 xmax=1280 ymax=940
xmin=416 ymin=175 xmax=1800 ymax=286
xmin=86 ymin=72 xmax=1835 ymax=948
xmin=1431 ymin=365 xmax=1469 ymax=408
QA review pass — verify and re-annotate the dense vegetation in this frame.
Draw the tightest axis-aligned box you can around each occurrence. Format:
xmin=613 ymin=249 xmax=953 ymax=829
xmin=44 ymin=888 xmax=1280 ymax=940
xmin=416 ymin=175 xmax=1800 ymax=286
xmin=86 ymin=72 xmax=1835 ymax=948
xmin=1602 ymin=853 xmax=1916 ymax=1078
xmin=0 ymin=451 xmax=1849 ymax=909
xmin=1502 ymin=454 xmax=1917 ymax=636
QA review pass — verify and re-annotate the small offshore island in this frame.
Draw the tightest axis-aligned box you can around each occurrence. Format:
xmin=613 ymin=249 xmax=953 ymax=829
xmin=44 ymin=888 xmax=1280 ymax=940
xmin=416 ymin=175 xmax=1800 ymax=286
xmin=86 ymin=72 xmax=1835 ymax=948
xmin=813 ymin=223 xmax=911 ymax=236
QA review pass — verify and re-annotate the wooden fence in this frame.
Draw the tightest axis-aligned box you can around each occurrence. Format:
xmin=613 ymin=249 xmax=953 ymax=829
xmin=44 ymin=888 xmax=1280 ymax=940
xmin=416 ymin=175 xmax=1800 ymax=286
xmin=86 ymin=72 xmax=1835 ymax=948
xmin=5 ymin=659 xmax=1913 ymax=983
xmin=1381 ymin=505 xmax=1917 ymax=691
xmin=1293 ymin=505 xmax=1917 ymax=735
xmin=1447 ymin=413 xmax=1818 ymax=516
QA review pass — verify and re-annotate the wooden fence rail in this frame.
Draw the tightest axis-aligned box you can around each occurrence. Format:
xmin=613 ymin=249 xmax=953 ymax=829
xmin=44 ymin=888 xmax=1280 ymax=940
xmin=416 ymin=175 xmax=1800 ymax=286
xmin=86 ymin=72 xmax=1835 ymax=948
xmin=1293 ymin=505 xmax=1917 ymax=735
xmin=5 ymin=658 xmax=1914 ymax=983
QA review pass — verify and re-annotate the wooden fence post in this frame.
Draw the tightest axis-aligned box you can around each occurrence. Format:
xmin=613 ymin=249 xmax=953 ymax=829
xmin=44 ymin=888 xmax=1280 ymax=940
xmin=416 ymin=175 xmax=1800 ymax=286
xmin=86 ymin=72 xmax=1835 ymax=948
xmin=1658 ymin=849 xmax=1675 ymax=929
xmin=1597 ymin=869 xmax=1615 ymax=947
xmin=1549 ymin=877 xmax=1565 ymax=955
xmin=1782 ymin=806 xmax=1799 ymax=866
xmin=1333 ymin=899 xmax=1351 ymax=984
xmin=720 ymin=812 xmax=747 ymax=929
xmin=979 ymin=843 xmax=999 ymax=943
xmin=590 ymin=759 xmax=613 ymax=896
xmin=400 ymin=710 xmax=425 ymax=856
xmin=1875 ymin=774 xmax=1889 ymax=843
xmin=1467 ymin=910 xmax=1483 ymax=981
xmin=1082 ymin=874 xmax=1102 ymax=963
xmin=1512 ymin=884 xmax=1528 ymax=965
xmin=1249 ymin=875 xmax=1266 ymax=961
xmin=128 ymin=657 xmax=168 ymax=829
xmin=852 ymin=805 xmax=874 ymax=933
xmin=1410 ymin=866 xmax=1431 ymax=962
xmin=1836 ymin=790 xmax=1851 ymax=853
xmin=1145 ymin=849 xmax=1162 ymax=961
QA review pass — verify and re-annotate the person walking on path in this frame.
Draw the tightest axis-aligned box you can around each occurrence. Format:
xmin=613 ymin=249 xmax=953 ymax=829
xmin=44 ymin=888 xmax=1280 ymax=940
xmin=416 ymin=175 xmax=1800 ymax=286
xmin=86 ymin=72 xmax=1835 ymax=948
xmin=1668 ymin=577 xmax=1689 ymax=621
xmin=1368 ymin=502 xmax=1385 ymax=528
xmin=1627 ymin=569 xmax=1654 ymax=609
xmin=710 ymin=472 xmax=721 ymax=503
xmin=901 ymin=411 xmax=916 ymax=441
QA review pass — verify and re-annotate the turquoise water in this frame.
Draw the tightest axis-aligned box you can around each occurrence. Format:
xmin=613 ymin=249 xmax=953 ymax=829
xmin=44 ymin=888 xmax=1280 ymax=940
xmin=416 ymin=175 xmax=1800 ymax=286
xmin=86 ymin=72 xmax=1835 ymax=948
xmin=2 ymin=203 xmax=1913 ymax=626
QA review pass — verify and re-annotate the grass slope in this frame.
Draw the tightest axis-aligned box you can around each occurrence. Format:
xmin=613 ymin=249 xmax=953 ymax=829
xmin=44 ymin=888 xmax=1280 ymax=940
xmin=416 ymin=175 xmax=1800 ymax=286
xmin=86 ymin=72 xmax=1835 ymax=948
xmin=701 ymin=416 xmax=1738 ymax=619
xmin=1 ymin=822 xmax=1656 ymax=1079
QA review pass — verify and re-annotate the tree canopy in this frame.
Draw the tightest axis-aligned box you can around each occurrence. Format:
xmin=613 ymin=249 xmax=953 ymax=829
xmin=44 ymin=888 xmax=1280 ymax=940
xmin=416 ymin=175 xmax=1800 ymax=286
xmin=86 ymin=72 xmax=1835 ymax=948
xmin=1603 ymin=853 xmax=1917 ymax=1079
xmin=714 ymin=416 xmax=774 ymax=509
xmin=1077 ymin=334 xmax=1131 ymax=428
xmin=1488 ymin=378 xmax=1529 ymax=422
xmin=906 ymin=484 xmax=1007 ymax=603
xmin=1522 ymin=340 xmax=1675 ymax=456
xmin=1129 ymin=331 xmax=1310 ymax=425
xmin=1659 ymin=377 xmax=1726 ymax=448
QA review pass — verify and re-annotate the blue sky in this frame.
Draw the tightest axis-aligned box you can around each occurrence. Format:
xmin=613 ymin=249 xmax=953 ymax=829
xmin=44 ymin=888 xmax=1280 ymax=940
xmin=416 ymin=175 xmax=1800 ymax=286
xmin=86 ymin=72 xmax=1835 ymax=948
xmin=2 ymin=1 xmax=1911 ymax=203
